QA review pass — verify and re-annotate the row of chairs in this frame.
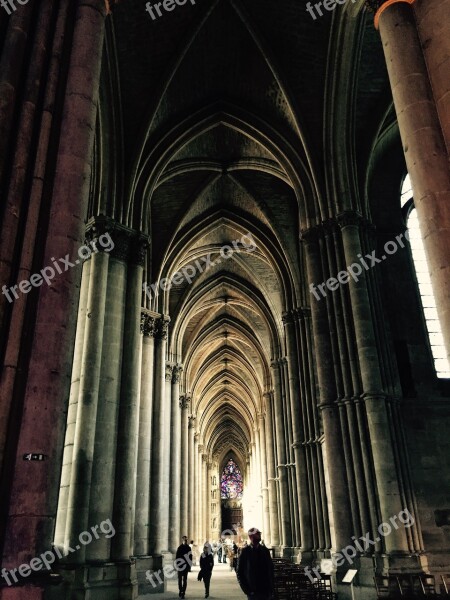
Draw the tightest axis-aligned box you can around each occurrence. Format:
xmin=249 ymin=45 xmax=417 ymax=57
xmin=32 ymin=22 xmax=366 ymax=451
xmin=272 ymin=558 xmax=336 ymax=600
xmin=375 ymin=574 xmax=450 ymax=598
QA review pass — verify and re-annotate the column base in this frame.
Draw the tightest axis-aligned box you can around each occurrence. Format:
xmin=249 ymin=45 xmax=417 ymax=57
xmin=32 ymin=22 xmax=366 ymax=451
xmin=295 ymin=549 xmax=314 ymax=565
xmin=374 ymin=551 xmax=429 ymax=574
xmin=44 ymin=560 xmax=138 ymax=600
xmin=281 ymin=546 xmax=295 ymax=559
xmin=134 ymin=555 xmax=164 ymax=595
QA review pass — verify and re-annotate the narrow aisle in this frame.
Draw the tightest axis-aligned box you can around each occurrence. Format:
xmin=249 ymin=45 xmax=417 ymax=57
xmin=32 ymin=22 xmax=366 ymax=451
xmin=139 ymin=561 xmax=244 ymax=600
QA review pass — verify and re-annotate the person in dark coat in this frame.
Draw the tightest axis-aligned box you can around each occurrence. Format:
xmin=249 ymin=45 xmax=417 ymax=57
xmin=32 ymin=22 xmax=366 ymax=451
xmin=198 ymin=543 xmax=214 ymax=598
xmin=237 ymin=528 xmax=274 ymax=600
xmin=175 ymin=536 xmax=192 ymax=599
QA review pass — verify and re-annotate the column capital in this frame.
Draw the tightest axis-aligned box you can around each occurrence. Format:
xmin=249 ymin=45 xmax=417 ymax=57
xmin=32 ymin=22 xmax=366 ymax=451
xmin=140 ymin=313 xmax=156 ymax=337
xmin=188 ymin=415 xmax=196 ymax=428
xmin=194 ymin=432 xmax=200 ymax=443
xmin=165 ymin=363 xmax=174 ymax=381
xmin=172 ymin=364 xmax=183 ymax=384
xmin=179 ymin=394 xmax=191 ymax=410
xmin=198 ymin=444 xmax=204 ymax=454
xmin=85 ymin=215 xmax=149 ymax=265
xmin=337 ymin=210 xmax=363 ymax=230
xmin=270 ymin=358 xmax=281 ymax=369
xmin=281 ymin=310 xmax=294 ymax=325
xmin=155 ymin=315 xmax=170 ymax=340
xmin=300 ymin=225 xmax=322 ymax=243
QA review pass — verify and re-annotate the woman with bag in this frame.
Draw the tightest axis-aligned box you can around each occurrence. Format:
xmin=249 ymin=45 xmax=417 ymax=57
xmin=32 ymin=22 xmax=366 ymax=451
xmin=198 ymin=543 xmax=214 ymax=598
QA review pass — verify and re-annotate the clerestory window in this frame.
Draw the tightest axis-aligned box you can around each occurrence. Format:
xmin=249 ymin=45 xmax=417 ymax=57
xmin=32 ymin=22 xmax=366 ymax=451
xmin=401 ymin=175 xmax=450 ymax=378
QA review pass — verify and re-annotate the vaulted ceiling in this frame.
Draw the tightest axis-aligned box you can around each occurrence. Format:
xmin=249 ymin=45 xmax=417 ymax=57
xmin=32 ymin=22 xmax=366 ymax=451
xmin=97 ymin=0 xmax=396 ymax=475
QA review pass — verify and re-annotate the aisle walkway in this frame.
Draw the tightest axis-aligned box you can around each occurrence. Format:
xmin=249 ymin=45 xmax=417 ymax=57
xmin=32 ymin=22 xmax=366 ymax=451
xmin=139 ymin=561 xmax=244 ymax=600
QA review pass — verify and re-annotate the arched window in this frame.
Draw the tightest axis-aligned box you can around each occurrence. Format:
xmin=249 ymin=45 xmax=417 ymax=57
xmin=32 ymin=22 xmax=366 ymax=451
xmin=402 ymin=175 xmax=450 ymax=378
xmin=220 ymin=458 xmax=243 ymax=499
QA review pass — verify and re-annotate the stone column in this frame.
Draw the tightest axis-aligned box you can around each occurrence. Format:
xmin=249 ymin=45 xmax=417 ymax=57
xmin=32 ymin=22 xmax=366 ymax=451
xmin=188 ymin=416 xmax=196 ymax=540
xmin=370 ymin=0 xmax=450 ymax=364
xmin=112 ymin=237 xmax=147 ymax=561
xmin=64 ymin=250 xmax=110 ymax=560
xmin=302 ymin=227 xmax=353 ymax=553
xmin=54 ymin=258 xmax=92 ymax=547
xmin=149 ymin=316 xmax=170 ymax=555
xmin=204 ymin=457 xmax=210 ymax=542
xmin=0 ymin=1 xmax=107 ymax=585
xmin=271 ymin=360 xmax=292 ymax=549
xmin=282 ymin=311 xmax=313 ymax=559
xmin=180 ymin=395 xmax=191 ymax=537
xmin=134 ymin=313 xmax=156 ymax=556
xmin=194 ymin=434 xmax=200 ymax=545
xmin=338 ymin=212 xmax=409 ymax=553
xmin=87 ymin=248 xmax=127 ymax=562
xmin=257 ymin=411 xmax=271 ymax=546
xmin=264 ymin=393 xmax=280 ymax=546
xmin=199 ymin=448 xmax=207 ymax=544
xmin=169 ymin=365 xmax=183 ymax=553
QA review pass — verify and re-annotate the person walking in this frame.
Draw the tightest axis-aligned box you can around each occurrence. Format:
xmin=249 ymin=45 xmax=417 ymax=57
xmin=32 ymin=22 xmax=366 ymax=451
xmin=217 ymin=542 xmax=223 ymax=563
xmin=198 ymin=542 xmax=214 ymax=598
xmin=176 ymin=536 xmax=192 ymax=599
xmin=237 ymin=528 xmax=274 ymax=600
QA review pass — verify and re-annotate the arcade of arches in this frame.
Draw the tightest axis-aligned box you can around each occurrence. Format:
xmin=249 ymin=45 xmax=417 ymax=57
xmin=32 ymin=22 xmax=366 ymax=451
xmin=0 ymin=1 xmax=449 ymax=599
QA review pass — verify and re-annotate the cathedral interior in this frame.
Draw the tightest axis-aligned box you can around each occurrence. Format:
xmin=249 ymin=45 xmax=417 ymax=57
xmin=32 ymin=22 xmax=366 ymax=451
xmin=0 ymin=0 xmax=449 ymax=599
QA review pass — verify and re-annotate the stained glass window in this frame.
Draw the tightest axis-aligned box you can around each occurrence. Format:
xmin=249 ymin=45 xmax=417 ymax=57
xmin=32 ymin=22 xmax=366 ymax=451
xmin=220 ymin=458 xmax=243 ymax=499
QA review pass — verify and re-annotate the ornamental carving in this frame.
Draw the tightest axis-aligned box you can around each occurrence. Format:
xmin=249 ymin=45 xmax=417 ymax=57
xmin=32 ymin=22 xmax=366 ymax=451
xmin=155 ymin=316 xmax=170 ymax=340
xmin=165 ymin=364 xmax=174 ymax=381
xmin=179 ymin=395 xmax=191 ymax=410
xmin=84 ymin=215 xmax=149 ymax=265
xmin=172 ymin=364 xmax=183 ymax=384
xmin=140 ymin=313 xmax=156 ymax=337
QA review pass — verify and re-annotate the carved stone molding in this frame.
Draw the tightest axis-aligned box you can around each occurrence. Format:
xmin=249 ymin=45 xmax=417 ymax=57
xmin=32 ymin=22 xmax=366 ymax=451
xmin=179 ymin=394 xmax=191 ymax=410
xmin=85 ymin=215 xmax=149 ymax=265
xmin=155 ymin=316 xmax=170 ymax=340
xmin=140 ymin=313 xmax=156 ymax=337
xmin=172 ymin=364 xmax=183 ymax=384
xmin=281 ymin=310 xmax=294 ymax=326
xmin=165 ymin=363 xmax=174 ymax=381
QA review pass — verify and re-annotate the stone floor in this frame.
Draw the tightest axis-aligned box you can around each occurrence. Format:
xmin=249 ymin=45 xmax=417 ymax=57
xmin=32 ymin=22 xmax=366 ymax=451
xmin=139 ymin=561 xmax=243 ymax=600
